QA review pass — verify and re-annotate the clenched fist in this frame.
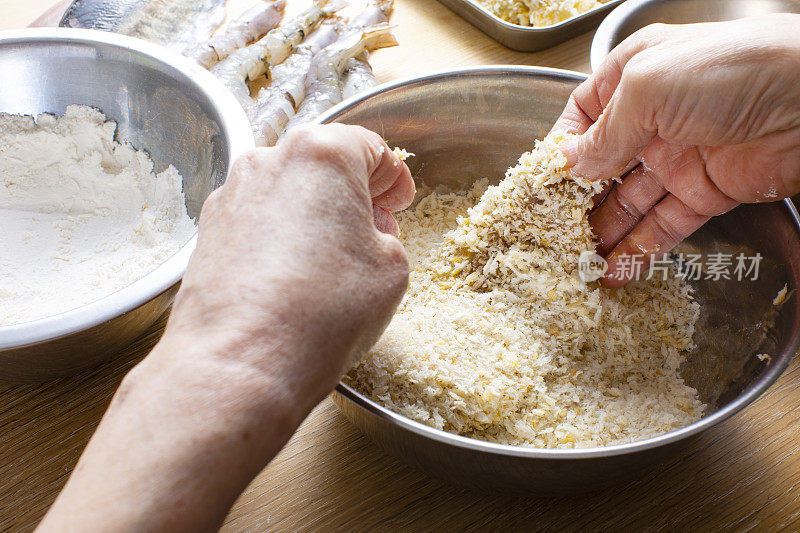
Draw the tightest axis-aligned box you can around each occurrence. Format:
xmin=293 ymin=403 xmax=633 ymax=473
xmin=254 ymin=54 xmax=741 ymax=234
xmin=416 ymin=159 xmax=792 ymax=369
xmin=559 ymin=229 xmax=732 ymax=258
xmin=167 ymin=124 xmax=415 ymax=406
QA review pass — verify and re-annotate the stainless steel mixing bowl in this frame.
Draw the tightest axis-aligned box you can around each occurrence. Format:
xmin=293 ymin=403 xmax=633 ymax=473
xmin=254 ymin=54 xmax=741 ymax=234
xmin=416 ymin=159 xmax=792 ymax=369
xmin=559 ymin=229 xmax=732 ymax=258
xmin=591 ymin=0 xmax=800 ymax=71
xmin=0 ymin=29 xmax=253 ymax=382
xmin=318 ymin=66 xmax=800 ymax=493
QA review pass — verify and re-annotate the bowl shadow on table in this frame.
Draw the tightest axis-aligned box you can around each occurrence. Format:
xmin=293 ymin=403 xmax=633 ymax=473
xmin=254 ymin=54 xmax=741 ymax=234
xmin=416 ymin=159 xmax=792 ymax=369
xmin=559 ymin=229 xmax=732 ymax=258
xmin=228 ymin=396 xmax=787 ymax=532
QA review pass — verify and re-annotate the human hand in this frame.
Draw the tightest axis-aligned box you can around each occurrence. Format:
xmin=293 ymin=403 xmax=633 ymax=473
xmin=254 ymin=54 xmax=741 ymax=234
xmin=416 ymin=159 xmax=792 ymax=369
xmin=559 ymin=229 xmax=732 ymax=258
xmin=553 ymin=14 xmax=800 ymax=286
xmin=165 ymin=124 xmax=414 ymax=413
xmin=39 ymin=125 xmax=414 ymax=533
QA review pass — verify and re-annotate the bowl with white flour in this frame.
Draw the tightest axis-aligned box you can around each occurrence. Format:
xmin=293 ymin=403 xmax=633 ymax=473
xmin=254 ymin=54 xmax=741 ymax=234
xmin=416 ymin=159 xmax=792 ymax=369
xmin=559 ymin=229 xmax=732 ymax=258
xmin=319 ymin=66 xmax=800 ymax=492
xmin=0 ymin=29 xmax=253 ymax=381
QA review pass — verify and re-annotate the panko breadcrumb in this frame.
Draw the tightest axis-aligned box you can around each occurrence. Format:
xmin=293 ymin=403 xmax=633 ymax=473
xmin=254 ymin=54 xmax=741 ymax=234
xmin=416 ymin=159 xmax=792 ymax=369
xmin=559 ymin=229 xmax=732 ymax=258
xmin=479 ymin=0 xmax=609 ymax=27
xmin=346 ymin=133 xmax=704 ymax=448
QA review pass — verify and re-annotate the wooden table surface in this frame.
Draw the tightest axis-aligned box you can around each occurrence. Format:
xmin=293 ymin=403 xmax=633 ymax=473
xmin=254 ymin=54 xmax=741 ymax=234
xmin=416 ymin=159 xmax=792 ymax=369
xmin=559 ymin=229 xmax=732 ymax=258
xmin=2 ymin=1 xmax=800 ymax=531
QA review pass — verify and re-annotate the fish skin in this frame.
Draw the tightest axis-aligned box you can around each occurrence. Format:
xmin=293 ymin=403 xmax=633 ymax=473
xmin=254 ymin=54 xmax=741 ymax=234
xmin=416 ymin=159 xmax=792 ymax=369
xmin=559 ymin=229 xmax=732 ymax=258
xmin=59 ymin=0 xmax=227 ymax=54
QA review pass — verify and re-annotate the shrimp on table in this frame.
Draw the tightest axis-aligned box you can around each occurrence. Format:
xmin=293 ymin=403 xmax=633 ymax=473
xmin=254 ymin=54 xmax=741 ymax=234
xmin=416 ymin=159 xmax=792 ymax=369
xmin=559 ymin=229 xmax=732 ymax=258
xmin=341 ymin=54 xmax=378 ymax=99
xmin=248 ymin=21 xmax=343 ymax=146
xmin=281 ymin=23 xmax=397 ymax=135
xmin=185 ymin=0 xmax=286 ymax=68
xmin=340 ymin=0 xmax=394 ymax=99
xmin=210 ymin=0 xmax=341 ymax=108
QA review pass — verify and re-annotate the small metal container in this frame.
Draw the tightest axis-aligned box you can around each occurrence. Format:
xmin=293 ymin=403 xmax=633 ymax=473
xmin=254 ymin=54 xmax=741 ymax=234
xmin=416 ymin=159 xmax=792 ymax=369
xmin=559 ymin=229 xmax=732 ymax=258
xmin=437 ymin=0 xmax=625 ymax=51
xmin=591 ymin=0 xmax=800 ymax=70
xmin=0 ymin=29 xmax=253 ymax=382
xmin=319 ymin=66 xmax=800 ymax=493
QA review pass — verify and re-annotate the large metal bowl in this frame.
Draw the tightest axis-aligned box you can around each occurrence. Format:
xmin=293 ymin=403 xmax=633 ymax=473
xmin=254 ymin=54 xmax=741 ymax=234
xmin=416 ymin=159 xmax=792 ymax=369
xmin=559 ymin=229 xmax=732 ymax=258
xmin=319 ymin=66 xmax=800 ymax=493
xmin=591 ymin=0 xmax=800 ymax=71
xmin=0 ymin=29 xmax=253 ymax=382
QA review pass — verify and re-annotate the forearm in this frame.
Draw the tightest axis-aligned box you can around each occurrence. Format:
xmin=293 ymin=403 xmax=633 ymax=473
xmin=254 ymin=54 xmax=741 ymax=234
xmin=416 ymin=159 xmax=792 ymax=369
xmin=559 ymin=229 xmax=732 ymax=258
xmin=36 ymin=126 xmax=412 ymax=531
xmin=38 ymin=332 xmax=310 ymax=532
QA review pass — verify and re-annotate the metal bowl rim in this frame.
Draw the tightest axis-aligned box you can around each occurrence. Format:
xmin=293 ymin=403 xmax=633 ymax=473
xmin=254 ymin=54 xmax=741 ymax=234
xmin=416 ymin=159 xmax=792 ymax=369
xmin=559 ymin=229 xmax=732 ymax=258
xmin=0 ymin=27 xmax=255 ymax=349
xmin=319 ymin=65 xmax=800 ymax=459
xmin=590 ymin=0 xmax=662 ymax=71
xmin=588 ymin=0 xmax=800 ymax=70
xmin=452 ymin=0 xmax=627 ymax=33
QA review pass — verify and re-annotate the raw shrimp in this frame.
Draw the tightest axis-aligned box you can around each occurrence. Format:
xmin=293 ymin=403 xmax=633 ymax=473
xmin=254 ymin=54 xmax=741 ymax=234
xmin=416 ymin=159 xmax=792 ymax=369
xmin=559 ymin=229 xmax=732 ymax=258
xmin=340 ymin=0 xmax=391 ymax=99
xmin=280 ymin=0 xmax=394 ymax=132
xmin=248 ymin=21 xmax=343 ymax=146
xmin=186 ymin=0 xmax=286 ymax=68
xmin=341 ymin=54 xmax=378 ymax=99
xmin=211 ymin=0 xmax=339 ymax=108
xmin=281 ymin=24 xmax=397 ymax=134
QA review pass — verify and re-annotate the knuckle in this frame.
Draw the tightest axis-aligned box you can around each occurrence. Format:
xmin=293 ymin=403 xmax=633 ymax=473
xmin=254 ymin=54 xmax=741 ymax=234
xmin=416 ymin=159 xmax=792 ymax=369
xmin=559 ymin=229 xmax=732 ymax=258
xmin=198 ymin=188 xmax=226 ymax=227
xmin=611 ymin=188 xmax=644 ymax=222
xmin=635 ymin=22 xmax=670 ymax=40
xmin=230 ymin=149 xmax=259 ymax=175
xmin=282 ymin=124 xmax=347 ymax=161
xmin=621 ymin=55 xmax=653 ymax=88
xmin=380 ymin=238 xmax=410 ymax=294
xmin=651 ymin=203 xmax=686 ymax=245
xmin=229 ymin=149 xmax=270 ymax=183
xmin=201 ymin=187 xmax=223 ymax=214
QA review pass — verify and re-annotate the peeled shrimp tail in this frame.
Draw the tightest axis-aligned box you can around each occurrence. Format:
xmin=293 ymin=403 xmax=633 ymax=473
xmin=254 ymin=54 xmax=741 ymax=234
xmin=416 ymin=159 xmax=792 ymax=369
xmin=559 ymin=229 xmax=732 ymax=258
xmin=342 ymin=54 xmax=378 ymax=100
xmin=210 ymin=0 xmax=341 ymax=108
xmin=327 ymin=25 xmax=397 ymax=74
xmin=336 ymin=1 xmax=391 ymax=99
xmin=186 ymin=0 xmax=287 ymax=68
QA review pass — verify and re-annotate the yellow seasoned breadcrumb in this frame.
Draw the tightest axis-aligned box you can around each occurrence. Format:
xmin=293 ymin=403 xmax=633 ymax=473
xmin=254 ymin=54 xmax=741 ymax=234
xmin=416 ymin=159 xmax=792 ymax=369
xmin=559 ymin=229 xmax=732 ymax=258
xmin=479 ymin=0 xmax=608 ymax=27
xmin=346 ymin=133 xmax=704 ymax=448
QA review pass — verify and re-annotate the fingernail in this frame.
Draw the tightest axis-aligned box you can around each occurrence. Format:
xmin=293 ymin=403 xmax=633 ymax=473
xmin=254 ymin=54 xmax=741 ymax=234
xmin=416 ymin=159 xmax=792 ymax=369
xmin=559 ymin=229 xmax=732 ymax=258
xmin=599 ymin=250 xmax=630 ymax=288
xmin=373 ymin=204 xmax=399 ymax=237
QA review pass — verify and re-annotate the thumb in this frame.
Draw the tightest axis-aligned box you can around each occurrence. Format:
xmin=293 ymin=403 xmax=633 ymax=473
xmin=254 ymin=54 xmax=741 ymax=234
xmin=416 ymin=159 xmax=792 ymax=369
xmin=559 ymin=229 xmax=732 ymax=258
xmin=561 ymin=64 xmax=659 ymax=181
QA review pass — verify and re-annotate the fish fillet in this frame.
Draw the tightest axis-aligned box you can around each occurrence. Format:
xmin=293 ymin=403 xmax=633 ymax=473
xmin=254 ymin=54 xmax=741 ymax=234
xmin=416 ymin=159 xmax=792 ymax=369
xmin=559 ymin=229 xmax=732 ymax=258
xmin=59 ymin=0 xmax=227 ymax=54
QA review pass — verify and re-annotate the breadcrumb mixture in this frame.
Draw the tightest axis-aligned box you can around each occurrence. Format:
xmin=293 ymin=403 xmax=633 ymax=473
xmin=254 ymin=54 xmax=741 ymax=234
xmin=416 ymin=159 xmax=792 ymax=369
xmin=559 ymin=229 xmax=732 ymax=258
xmin=479 ymin=0 xmax=608 ymax=27
xmin=346 ymin=134 xmax=705 ymax=448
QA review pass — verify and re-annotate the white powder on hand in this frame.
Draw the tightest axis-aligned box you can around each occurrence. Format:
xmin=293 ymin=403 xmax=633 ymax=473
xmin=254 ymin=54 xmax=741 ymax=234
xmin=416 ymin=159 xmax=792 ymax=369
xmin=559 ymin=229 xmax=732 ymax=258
xmin=0 ymin=105 xmax=197 ymax=326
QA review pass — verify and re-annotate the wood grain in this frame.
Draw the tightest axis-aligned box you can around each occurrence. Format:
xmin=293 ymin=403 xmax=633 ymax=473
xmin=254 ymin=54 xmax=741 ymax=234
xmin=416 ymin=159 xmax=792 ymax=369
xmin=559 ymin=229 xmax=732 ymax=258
xmin=1 ymin=0 xmax=799 ymax=531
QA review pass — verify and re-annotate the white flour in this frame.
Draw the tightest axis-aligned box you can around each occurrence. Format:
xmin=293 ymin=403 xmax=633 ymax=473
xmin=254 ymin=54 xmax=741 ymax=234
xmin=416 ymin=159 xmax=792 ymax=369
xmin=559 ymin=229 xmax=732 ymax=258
xmin=0 ymin=105 xmax=197 ymax=326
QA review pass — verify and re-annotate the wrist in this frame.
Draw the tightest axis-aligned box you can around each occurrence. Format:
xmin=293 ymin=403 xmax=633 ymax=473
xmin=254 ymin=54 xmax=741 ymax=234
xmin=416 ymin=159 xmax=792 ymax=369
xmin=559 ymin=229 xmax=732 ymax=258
xmin=144 ymin=321 xmax=328 ymax=427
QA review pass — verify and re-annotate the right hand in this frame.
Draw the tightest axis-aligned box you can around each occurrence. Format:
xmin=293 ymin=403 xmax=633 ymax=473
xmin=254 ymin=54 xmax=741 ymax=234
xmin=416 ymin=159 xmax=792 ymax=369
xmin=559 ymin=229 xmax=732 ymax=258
xmin=553 ymin=14 xmax=800 ymax=285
